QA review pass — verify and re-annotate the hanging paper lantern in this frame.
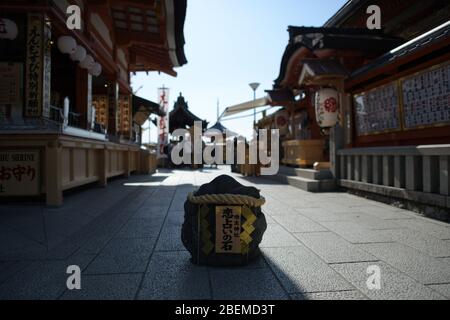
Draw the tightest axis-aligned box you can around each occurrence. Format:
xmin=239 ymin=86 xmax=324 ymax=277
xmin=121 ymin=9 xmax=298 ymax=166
xmin=57 ymin=36 xmax=77 ymax=54
xmin=315 ymin=88 xmax=340 ymax=128
xmin=0 ymin=18 xmax=18 ymax=40
xmin=80 ymin=54 xmax=95 ymax=70
xmin=89 ymin=63 xmax=102 ymax=77
xmin=70 ymin=45 xmax=86 ymax=62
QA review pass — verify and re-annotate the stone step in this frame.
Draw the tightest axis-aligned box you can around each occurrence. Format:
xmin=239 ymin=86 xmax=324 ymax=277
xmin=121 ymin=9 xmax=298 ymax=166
xmin=278 ymin=166 xmax=333 ymax=180
xmin=267 ymin=173 xmax=336 ymax=192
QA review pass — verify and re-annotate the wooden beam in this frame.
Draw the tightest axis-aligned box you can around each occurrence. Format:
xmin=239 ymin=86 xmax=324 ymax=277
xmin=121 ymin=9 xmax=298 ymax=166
xmin=115 ymin=29 xmax=164 ymax=47
xmin=90 ymin=0 xmax=158 ymax=6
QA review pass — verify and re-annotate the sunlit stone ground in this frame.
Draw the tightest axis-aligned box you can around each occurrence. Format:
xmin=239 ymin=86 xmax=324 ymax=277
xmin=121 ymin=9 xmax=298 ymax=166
xmin=0 ymin=166 xmax=449 ymax=300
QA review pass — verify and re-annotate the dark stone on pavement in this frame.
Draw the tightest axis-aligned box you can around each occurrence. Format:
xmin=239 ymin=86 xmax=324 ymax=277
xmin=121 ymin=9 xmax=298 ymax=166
xmin=182 ymin=175 xmax=267 ymax=266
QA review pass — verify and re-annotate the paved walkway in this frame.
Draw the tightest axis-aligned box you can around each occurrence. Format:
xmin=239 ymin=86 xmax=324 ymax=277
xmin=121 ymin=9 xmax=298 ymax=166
xmin=0 ymin=167 xmax=449 ymax=300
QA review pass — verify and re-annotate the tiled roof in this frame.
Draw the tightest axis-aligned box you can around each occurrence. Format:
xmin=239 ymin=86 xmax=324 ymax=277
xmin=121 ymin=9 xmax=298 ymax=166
xmin=274 ymin=27 xmax=402 ymax=87
xmin=350 ymin=21 xmax=450 ymax=80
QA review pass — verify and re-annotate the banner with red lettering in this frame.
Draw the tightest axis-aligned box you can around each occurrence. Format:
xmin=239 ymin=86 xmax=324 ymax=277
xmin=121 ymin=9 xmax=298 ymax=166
xmin=157 ymin=87 xmax=170 ymax=159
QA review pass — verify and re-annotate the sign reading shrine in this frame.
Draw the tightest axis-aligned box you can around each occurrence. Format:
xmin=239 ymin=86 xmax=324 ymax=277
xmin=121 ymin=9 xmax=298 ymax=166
xmin=215 ymin=206 xmax=241 ymax=254
xmin=0 ymin=150 xmax=40 ymax=196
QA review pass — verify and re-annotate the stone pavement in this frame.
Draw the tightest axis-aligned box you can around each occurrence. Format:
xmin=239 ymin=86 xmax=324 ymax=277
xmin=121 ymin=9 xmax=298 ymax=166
xmin=0 ymin=167 xmax=449 ymax=300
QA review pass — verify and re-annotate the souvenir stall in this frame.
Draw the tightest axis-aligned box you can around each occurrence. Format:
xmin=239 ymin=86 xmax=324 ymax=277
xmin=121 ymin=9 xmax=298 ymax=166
xmin=0 ymin=0 xmax=188 ymax=205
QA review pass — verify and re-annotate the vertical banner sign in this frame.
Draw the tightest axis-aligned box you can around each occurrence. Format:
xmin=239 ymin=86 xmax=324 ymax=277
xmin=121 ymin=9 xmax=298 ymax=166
xmin=119 ymin=95 xmax=131 ymax=135
xmin=0 ymin=150 xmax=40 ymax=196
xmin=108 ymin=83 xmax=119 ymax=134
xmin=26 ymin=13 xmax=43 ymax=117
xmin=215 ymin=206 xmax=242 ymax=254
xmin=157 ymin=87 xmax=170 ymax=158
xmin=42 ymin=19 xmax=51 ymax=118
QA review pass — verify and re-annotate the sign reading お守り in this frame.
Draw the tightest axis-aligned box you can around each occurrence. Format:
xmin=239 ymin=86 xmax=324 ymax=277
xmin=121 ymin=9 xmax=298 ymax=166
xmin=0 ymin=150 xmax=40 ymax=196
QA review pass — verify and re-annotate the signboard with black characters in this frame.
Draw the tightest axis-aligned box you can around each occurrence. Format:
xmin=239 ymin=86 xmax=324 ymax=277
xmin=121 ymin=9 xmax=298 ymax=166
xmin=354 ymin=83 xmax=401 ymax=136
xmin=42 ymin=19 xmax=51 ymax=119
xmin=354 ymin=62 xmax=450 ymax=136
xmin=402 ymin=62 xmax=450 ymax=129
xmin=215 ymin=206 xmax=242 ymax=254
xmin=25 ymin=13 xmax=43 ymax=117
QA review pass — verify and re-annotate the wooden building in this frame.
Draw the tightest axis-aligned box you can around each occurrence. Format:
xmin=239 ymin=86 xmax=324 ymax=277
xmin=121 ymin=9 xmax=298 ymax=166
xmin=266 ymin=26 xmax=402 ymax=169
xmin=0 ymin=0 xmax=188 ymax=205
xmin=262 ymin=0 xmax=450 ymax=210
xmin=225 ymin=0 xmax=449 ymax=210
xmin=328 ymin=0 xmax=450 ymax=212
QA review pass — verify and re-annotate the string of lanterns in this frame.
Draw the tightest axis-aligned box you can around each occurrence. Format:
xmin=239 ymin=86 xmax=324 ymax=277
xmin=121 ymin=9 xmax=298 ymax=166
xmin=57 ymin=36 xmax=102 ymax=77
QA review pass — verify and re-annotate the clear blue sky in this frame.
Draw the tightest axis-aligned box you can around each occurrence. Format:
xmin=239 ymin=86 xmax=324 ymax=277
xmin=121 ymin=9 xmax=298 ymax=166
xmin=133 ymin=0 xmax=348 ymax=142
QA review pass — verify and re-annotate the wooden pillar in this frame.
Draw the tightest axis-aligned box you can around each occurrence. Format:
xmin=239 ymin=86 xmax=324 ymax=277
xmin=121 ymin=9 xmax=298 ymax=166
xmin=124 ymin=150 xmax=131 ymax=177
xmin=76 ymin=70 xmax=93 ymax=129
xmin=75 ymin=68 xmax=90 ymax=128
xmin=98 ymin=147 xmax=108 ymax=187
xmin=330 ymin=82 xmax=346 ymax=179
xmin=46 ymin=140 xmax=62 ymax=206
xmin=107 ymin=82 xmax=119 ymax=135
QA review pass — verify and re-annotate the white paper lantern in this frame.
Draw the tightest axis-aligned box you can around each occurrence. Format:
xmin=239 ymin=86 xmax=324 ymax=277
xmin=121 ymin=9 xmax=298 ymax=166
xmin=70 ymin=45 xmax=86 ymax=62
xmin=0 ymin=18 xmax=18 ymax=40
xmin=80 ymin=54 xmax=95 ymax=70
xmin=89 ymin=62 xmax=102 ymax=77
xmin=315 ymin=88 xmax=340 ymax=128
xmin=57 ymin=36 xmax=77 ymax=54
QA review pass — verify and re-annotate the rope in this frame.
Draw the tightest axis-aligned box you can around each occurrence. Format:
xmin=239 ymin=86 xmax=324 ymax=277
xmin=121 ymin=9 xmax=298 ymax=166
xmin=188 ymin=192 xmax=265 ymax=207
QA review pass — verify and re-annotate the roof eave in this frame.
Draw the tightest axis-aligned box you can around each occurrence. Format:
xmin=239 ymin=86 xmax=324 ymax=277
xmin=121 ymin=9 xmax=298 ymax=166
xmin=165 ymin=0 xmax=188 ymax=69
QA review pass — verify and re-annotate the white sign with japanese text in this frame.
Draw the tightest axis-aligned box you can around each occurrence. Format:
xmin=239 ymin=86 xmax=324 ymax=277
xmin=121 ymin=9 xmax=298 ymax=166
xmin=0 ymin=150 xmax=40 ymax=196
xmin=215 ymin=206 xmax=242 ymax=254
